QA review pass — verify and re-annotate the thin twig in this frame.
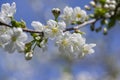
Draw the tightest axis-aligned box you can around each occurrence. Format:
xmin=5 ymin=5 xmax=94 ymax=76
xmin=74 ymin=19 xmax=96 ymax=29
xmin=64 ymin=19 xmax=96 ymax=31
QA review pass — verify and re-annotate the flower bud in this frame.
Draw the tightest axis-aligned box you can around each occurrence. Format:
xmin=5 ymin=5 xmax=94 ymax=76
xmin=103 ymin=27 xmax=108 ymax=35
xmin=52 ymin=8 xmax=60 ymax=19
xmin=25 ymin=50 xmax=33 ymax=60
xmin=106 ymin=0 xmax=111 ymax=4
xmin=89 ymin=14 xmax=95 ymax=18
xmin=104 ymin=13 xmax=111 ymax=18
xmin=109 ymin=4 xmax=116 ymax=10
xmin=104 ymin=4 xmax=109 ymax=9
xmin=110 ymin=11 xmax=114 ymax=16
xmin=104 ymin=20 xmax=108 ymax=24
xmin=110 ymin=1 xmax=116 ymax=5
xmin=90 ymin=1 xmax=96 ymax=7
xmin=84 ymin=5 xmax=91 ymax=10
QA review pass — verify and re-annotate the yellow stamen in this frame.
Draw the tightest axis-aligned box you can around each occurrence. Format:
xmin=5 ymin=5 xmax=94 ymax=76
xmin=61 ymin=39 xmax=68 ymax=46
xmin=11 ymin=36 xmax=17 ymax=42
xmin=76 ymin=13 xmax=81 ymax=18
xmin=52 ymin=27 xmax=58 ymax=34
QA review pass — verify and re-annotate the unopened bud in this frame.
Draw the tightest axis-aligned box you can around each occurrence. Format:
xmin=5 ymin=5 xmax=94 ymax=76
xmin=106 ymin=0 xmax=111 ymax=4
xmin=89 ymin=14 xmax=95 ymax=18
xmin=110 ymin=11 xmax=114 ymax=15
xmin=104 ymin=13 xmax=111 ymax=18
xmin=104 ymin=20 xmax=108 ymax=24
xmin=110 ymin=1 xmax=116 ymax=5
xmin=103 ymin=27 xmax=108 ymax=35
xmin=84 ymin=5 xmax=91 ymax=10
xmin=104 ymin=4 xmax=109 ymax=9
xmin=90 ymin=1 xmax=96 ymax=7
xmin=52 ymin=8 xmax=60 ymax=19
xmin=25 ymin=50 xmax=33 ymax=60
xmin=109 ymin=4 xmax=116 ymax=10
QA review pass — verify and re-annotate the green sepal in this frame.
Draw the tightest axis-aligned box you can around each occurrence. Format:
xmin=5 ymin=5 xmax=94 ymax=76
xmin=11 ymin=19 xmax=26 ymax=28
xmin=75 ymin=30 xmax=85 ymax=35
xmin=24 ymin=40 xmax=35 ymax=53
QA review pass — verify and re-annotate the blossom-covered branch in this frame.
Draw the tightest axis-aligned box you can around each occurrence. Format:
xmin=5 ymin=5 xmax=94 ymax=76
xmin=1 ymin=0 xmax=119 ymax=61
xmin=0 ymin=21 xmax=43 ymax=34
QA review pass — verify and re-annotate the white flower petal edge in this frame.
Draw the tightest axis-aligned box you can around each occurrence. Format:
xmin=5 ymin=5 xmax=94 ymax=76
xmin=1 ymin=2 xmax=16 ymax=17
xmin=82 ymin=43 xmax=96 ymax=56
xmin=31 ymin=21 xmax=44 ymax=32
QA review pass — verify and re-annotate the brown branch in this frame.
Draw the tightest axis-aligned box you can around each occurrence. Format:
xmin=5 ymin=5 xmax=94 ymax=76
xmin=0 ymin=19 xmax=96 ymax=35
xmin=0 ymin=21 xmax=43 ymax=35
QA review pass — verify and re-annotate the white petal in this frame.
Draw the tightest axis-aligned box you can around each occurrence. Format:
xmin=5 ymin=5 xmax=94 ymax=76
xmin=31 ymin=21 xmax=44 ymax=31
xmin=18 ymin=32 xmax=28 ymax=42
xmin=16 ymin=42 xmax=25 ymax=52
xmin=89 ymin=43 xmax=96 ymax=47
xmin=58 ymin=21 xmax=66 ymax=30
xmin=1 ymin=3 xmax=10 ymax=14
xmin=47 ymin=19 xmax=57 ymax=28
xmin=5 ymin=42 xmax=15 ymax=53
xmin=0 ymin=34 xmax=10 ymax=44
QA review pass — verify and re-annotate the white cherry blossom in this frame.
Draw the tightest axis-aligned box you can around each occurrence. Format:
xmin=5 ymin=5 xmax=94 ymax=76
xmin=60 ymin=6 xmax=87 ymax=25
xmin=72 ymin=7 xmax=87 ymax=22
xmin=82 ymin=43 xmax=96 ymax=56
xmin=56 ymin=32 xmax=96 ymax=58
xmin=56 ymin=32 xmax=73 ymax=55
xmin=44 ymin=19 xmax=66 ymax=39
xmin=60 ymin=6 xmax=73 ymax=25
xmin=69 ymin=33 xmax=86 ymax=53
xmin=3 ymin=28 xmax=27 ymax=53
xmin=0 ymin=2 xmax=16 ymax=24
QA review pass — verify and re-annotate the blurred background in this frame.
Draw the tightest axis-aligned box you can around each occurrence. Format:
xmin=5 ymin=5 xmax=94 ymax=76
xmin=0 ymin=0 xmax=120 ymax=80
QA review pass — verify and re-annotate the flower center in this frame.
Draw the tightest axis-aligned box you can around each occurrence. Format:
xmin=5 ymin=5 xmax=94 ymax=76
xmin=52 ymin=27 xmax=58 ymax=34
xmin=11 ymin=36 xmax=17 ymax=42
xmin=61 ymin=39 xmax=68 ymax=46
xmin=76 ymin=13 xmax=81 ymax=18
xmin=83 ymin=48 xmax=89 ymax=53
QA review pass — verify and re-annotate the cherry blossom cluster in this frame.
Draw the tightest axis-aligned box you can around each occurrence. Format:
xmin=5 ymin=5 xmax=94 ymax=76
xmin=0 ymin=2 xmax=27 ymax=53
xmin=84 ymin=0 xmax=119 ymax=35
xmin=0 ymin=2 xmax=96 ymax=60
xmin=85 ymin=0 xmax=117 ymax=18
xmin=104 ymin=0 xmax=117 ymax=18
xmin=60 ymin=6 xmax=88 ymax=25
